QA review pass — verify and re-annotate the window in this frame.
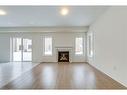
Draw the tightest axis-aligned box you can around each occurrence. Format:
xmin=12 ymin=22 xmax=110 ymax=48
xmin=44 ymin=37 xmax=52 ymax=55
xmin=75 ymin=37 xmax=83 ymax=55
xmin=88 ymin=34 xmax=93 ymax=57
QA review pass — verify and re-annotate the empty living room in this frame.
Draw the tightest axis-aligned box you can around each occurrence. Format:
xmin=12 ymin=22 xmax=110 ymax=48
xmin=0 ymin=4 xmax=127 ymax=93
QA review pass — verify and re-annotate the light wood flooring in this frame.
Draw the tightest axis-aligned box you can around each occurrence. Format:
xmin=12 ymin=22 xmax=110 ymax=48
xmin=1 ymin=62 xmax=126 ymax=89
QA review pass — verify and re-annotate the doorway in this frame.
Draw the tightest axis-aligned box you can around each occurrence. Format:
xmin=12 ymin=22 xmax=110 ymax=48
xmin=12 ymin=37 xmax=32 ymax=62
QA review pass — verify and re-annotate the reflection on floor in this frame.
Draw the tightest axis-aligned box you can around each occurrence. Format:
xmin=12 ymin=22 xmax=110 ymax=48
xmin=1 ymin=62 xmax=126 ymax=89
xmin=0 ymin=62 xmax=39 ymax=88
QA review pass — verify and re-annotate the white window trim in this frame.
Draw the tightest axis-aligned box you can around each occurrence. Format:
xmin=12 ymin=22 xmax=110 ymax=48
xmin=75 ymin=36 xmax=84 ymax=56
xmin=43 ymin=36 xmax=53 ymax=56
xmin=88 ymin=34 xmax=93 ymax=57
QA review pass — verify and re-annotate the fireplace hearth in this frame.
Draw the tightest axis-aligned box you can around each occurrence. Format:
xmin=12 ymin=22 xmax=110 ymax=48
xmin=58 ymin=51 xmax=69 ymax=62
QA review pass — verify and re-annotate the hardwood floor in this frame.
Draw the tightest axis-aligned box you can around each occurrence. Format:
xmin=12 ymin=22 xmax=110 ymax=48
xmin=1 ymin=63 xmax=126 ymax=89
xmin=0 ymin=62 xmax=39 ymax=88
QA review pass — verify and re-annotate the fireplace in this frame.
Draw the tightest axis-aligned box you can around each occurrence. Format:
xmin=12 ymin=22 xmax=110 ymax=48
xmin=58 ymin=51 xmax=69 ymax=62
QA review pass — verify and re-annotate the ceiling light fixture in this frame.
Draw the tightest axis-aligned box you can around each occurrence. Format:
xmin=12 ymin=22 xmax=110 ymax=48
xmin=0 ymin=9 xmax=7 ymax=15
xmin=60 ymin=7 xmax=69 ymax=16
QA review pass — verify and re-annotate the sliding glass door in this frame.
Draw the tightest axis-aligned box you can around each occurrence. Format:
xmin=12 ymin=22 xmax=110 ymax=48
xmin=12 ymin=37 xmax=32 ymax=62
xmin=13 ymin=38 xmax=22 ymax=61
xmin=23 ymin=39 xmax=32 ymax=61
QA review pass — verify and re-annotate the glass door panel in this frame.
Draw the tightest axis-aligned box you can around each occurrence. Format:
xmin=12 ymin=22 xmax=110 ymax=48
xmin=13 ymin=38 xmax=22 ymax=61
xmin=23 ymin=38 xmax=32 ymax=61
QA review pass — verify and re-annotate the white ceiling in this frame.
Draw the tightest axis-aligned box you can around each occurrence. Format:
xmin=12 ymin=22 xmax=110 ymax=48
xmin=0 ymin=6 xmax=109 ymax=27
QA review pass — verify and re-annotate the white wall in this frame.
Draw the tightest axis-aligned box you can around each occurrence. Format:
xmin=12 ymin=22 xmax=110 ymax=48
xmin=87 ymin=7 xmax=127 ymax=87
xmin=0 ymin=35 xmax=10 ymax=63
xmin=0 ymin=32 xmax=87 ymax=63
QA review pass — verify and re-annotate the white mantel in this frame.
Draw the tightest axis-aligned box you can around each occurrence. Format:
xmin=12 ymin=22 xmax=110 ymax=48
xmin=55 ymin=47 xmax=73 ymax=63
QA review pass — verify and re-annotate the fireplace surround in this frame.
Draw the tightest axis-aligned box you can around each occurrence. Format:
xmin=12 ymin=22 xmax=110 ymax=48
xmin=55 ymin=47 xmax=73 ymax=63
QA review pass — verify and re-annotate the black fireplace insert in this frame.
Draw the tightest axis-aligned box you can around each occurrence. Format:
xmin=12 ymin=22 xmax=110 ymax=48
xmin=58 ymin=51 xmax=69 ymax=62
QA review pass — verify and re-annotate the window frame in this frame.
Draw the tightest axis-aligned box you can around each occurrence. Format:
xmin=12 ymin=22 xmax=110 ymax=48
xmin=75 ymin=36 xmax=84 ymax=56
xmin=88 ymin=34 xmax=93 ymax=57
xmin=43 ymin=36 xmax=53 ymax=56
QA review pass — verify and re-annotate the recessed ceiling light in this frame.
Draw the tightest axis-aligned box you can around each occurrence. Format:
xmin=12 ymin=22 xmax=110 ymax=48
xmin=0 ymin=9 xmax=7 ymax=15
xmin=60 ymin=7 xmax=69 ymax=16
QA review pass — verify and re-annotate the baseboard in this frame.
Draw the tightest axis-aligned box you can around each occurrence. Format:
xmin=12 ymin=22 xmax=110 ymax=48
xmin=40 ymin=62 xmax=57 ymax=63
xmin=40 ymin=61 xmax=88 ymax=64
xmin=88 ymin=62 xmax=127 ymax=88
